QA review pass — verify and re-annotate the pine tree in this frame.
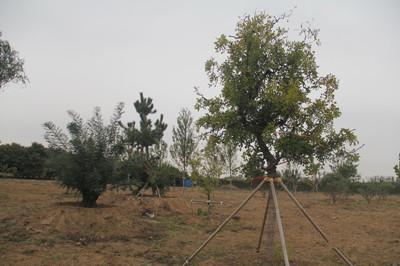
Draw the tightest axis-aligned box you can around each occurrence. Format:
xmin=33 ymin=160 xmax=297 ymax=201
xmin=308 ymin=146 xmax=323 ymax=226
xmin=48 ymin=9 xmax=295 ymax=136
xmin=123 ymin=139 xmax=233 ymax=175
xmin=119 ymin=93 xmax=168 ymax=196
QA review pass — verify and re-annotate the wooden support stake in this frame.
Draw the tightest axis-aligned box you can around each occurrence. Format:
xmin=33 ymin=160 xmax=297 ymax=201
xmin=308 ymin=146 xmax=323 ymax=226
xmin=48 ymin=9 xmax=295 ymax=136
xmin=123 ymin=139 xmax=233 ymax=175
xmin=136 ymin=182 xmax=148 ymax=197
xmin=256 ymin=188 xmax=270 ymax=253
xmin=333 ymin=247 xmax=353 ymax=266
xmin=270 ymin=180 xmax=289 ymax=266
xmin=279 ymin=181 xmax=329 ymax=243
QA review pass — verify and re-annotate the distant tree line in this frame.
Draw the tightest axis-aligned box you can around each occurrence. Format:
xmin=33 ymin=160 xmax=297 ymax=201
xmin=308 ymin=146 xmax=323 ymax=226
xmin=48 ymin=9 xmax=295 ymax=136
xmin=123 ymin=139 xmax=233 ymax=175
xmin=0 ymin=142 xmax=52 ymax=179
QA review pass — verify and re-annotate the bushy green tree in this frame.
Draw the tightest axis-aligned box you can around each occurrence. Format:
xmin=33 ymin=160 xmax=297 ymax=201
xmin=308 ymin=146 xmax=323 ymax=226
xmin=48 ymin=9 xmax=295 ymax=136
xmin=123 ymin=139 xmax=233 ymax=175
xmin=331 ymin=161 xmax=359 ymax=198
xmin=43 ymin=103 xmax=125 ymax=207
xmin=358 ymin=182 xmax=376 ymax=204
xmin=0 ymin=33 xmax=28 ymax=90
xmin=320 ymin=160 xmax=359 ymax=204
xmin=371 ymin=176 xmax=395 ymax=202
xmin=320 ymin=172 xmax=348 ymax=204
xmin=150 ymin=163 xmax=182 ymax=196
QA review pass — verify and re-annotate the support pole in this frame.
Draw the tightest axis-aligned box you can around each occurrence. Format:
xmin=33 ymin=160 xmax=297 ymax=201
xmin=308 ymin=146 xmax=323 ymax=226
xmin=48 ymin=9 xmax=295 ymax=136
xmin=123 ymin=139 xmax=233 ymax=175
xmin=256 ymin=189 xmax=270 ymax=253
xmin=279 ymin=182 xmax=328 ymax=242
xmin=182 ymin=179 xmax=267 ymax=266
xmin=264 ymin=184 xmax=276 ymax=264
xmin=333 ymin=247 xmax=353 ymax=266
xmin=280 ymin=182 xmax=353 ymax=266
xmin=270 ymin=180 xmax=289 ymax=266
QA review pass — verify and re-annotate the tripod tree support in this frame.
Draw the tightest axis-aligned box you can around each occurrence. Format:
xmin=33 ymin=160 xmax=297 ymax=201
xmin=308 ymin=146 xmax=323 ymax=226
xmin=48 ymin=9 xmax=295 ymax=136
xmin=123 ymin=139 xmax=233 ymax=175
xmin=270 ymin=179 xmax=289 ymax=265
xmin=183 ymin=177 xmax=354 ymax=266
xmin=182 ymin=178 xmax=267 ymax=266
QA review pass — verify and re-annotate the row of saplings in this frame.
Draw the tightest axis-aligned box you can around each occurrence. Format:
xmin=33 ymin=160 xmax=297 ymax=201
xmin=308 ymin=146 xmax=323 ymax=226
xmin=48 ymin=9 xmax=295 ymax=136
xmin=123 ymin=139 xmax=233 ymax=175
xmin=281 ymin=163 xmax=399 ymax=205
xmin=321 ymin=175 xmax=398 ymax=205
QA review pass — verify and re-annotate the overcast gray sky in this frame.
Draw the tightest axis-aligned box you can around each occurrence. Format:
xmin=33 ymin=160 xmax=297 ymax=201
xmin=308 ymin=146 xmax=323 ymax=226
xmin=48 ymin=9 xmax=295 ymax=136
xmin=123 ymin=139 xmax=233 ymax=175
xmin=1 ymin=0 xmax=399 ymax=178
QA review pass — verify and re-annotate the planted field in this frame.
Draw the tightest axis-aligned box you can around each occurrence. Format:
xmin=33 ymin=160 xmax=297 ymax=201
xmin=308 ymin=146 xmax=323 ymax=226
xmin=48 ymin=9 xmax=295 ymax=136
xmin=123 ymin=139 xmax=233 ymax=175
xmin=0 ymin=179 xmax=399 ymax=265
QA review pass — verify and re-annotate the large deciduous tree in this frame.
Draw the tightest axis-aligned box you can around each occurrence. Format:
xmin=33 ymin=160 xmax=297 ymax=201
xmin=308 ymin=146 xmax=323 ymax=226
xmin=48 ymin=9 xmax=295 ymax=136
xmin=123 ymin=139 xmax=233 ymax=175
xmin=196 ymin=12 xmax=358 ymax=178
xmin=170 ymin=108 xmax=197 ymax=179
xmin=43 ymin=103 xmax=125 ymax=207
xmin=0 ymin=33 xmax=28 ymax=90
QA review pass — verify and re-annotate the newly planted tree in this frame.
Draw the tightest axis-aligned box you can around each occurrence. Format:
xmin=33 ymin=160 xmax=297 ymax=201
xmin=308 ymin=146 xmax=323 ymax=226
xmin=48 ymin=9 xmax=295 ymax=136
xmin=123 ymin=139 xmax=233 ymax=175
xmin=320 ymin=172 xmax=348 ymax=204
xmin=43 ymin=103 xmax=124 ymax=207
xmin=170 ymin=108 xmax=197 ymax=181
xmin=190 ymin=143 xmax=224 ymax=215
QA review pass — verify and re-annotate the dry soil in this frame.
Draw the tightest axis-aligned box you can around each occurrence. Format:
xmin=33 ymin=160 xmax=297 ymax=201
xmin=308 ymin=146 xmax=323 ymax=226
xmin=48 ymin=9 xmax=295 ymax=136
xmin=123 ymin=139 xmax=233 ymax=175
xmin=0 ymin=179 xmax=399 ymax=265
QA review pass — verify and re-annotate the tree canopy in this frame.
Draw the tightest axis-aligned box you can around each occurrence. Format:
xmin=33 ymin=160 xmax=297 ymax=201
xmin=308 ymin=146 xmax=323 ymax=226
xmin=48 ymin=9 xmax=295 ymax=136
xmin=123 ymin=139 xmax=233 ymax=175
xmin=196 ymin=12 xmax=358 ymax=177
xmin=0 ymin=33 xmax=28 ymax=90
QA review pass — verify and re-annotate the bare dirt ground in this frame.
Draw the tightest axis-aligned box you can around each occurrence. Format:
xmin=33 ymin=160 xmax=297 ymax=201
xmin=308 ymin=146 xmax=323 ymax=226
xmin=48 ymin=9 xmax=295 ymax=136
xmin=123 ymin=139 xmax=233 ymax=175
xmin=0 ymin=179 xmax=399 ymax=265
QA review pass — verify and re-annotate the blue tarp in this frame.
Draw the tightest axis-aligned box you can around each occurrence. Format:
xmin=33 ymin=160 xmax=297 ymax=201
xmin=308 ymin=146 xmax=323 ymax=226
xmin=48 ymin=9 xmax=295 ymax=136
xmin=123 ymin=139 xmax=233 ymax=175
xmin=184 ymin=179 xmax=191 ymax=187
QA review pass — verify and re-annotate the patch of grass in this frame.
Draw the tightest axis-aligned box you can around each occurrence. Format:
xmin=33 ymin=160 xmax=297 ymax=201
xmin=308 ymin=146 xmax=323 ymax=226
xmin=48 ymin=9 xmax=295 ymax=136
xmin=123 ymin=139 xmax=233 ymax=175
xmin=3 ymin=229 xmax=31 ymax=242
xmin=357 ymin=200 xmax=367 ymax=205
xmin=63 ymin=191 xmax=80 ymax=199
xmin=112 ymin=234 xmax=130 ymax=242
xmin=274 ymin=242 xmax=292 ymax=265
xmin=71 ymin=256 xmax=77 ymax=261
xmin=36 ymin=238 xmax=56 ymax=247
xmin=21 ymin=248 xmax=35 ymax=255
xmin=65 ymin=233 xmax=83 ymax=242
xmin=386 ymin=203 xmax=400 ymax=207
xmin=0 ymin=193 xmax=9 ymax=200
xmin=197 ymin=208 xmax=210 ymax=216
xmin=0 ymin=221 xmax=16 ymax=234
xmin=51 ymin=254 xmax=62 ymax=260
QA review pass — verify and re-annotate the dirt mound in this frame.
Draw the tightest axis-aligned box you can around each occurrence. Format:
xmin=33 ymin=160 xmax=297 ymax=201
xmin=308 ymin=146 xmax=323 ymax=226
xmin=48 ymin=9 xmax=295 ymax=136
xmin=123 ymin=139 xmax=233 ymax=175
xmin=32 ymin=190 xmax=191 ymax=240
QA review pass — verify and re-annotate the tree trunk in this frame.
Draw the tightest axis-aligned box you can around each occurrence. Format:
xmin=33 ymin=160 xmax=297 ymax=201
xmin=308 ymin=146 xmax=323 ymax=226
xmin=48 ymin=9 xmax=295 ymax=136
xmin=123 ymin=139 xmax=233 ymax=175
xmin=81 ymin=192 xmax=100 ymax=208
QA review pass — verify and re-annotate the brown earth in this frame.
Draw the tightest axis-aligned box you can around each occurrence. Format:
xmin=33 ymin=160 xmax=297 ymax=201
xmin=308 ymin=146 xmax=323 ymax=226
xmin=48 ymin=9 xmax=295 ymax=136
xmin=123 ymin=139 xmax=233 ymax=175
xmin=0 ymin=179 xmax=399 ymax=265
